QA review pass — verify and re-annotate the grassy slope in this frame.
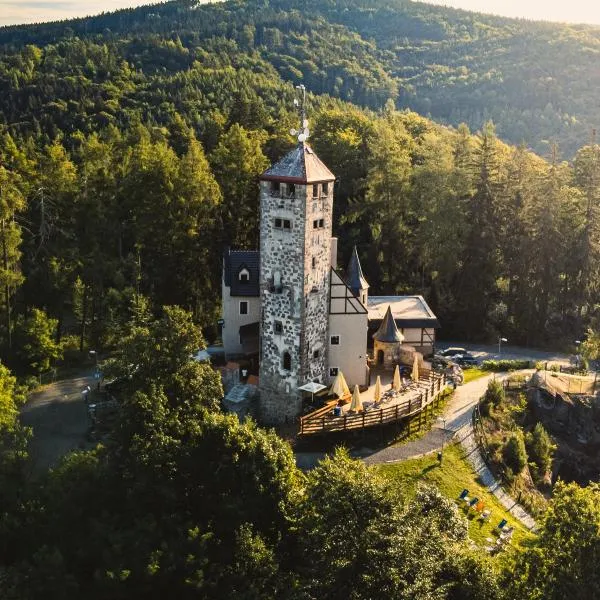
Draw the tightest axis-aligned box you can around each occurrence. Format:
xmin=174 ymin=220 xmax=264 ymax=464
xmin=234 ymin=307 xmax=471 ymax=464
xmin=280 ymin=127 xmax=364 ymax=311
xmin=374 ymin=443 xmax=534 ymax=551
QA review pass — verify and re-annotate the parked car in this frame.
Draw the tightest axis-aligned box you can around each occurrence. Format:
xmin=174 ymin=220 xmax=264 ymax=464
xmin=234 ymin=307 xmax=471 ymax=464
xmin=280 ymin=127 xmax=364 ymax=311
xmin=438 ymin=347 xmax=468 ymax=358
xmin=455 ymin=352 xmax=478 ymax=367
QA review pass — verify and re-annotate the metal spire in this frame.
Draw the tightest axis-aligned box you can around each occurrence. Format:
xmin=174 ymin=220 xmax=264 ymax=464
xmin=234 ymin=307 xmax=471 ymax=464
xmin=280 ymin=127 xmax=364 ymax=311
xmin=290 ymin=85 xmax=310 ymax=143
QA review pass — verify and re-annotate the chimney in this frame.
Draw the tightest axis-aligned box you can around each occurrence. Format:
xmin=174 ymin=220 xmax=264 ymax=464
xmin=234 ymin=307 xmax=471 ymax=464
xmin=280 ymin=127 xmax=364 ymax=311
xmin=330 ymin=237 xmax=338 ymax=270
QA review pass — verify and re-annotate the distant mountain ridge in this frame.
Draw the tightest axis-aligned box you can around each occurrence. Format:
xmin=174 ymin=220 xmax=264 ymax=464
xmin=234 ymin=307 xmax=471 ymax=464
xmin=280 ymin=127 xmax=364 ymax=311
xmin=1 ymin=0 xmax=600 ymax=156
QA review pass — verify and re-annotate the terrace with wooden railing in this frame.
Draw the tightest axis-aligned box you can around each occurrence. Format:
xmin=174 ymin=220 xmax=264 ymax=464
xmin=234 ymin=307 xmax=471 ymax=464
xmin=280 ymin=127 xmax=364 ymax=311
xmin=299 ymin=371 xmax=447 ymax=435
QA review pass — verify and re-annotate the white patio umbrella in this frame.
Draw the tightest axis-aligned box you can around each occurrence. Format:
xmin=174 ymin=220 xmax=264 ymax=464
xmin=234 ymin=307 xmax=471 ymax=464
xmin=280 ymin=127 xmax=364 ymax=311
xmin=349 ymin=384 xmax=363 ymax=413
xmin=392 ymin=365 xmax=401 ymax=391
xmin=329 ymin=370 xmax=351 ymax=398
xmin=412 ymin=355 xmax=420 ymax=382
xmin=373 ymin=375 xmax=382 ymax=403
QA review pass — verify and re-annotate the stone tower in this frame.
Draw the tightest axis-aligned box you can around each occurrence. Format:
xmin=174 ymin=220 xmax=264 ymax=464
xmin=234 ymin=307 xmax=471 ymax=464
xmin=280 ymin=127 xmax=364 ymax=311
xmin=258 ymin=103 xmax=335 ymax=424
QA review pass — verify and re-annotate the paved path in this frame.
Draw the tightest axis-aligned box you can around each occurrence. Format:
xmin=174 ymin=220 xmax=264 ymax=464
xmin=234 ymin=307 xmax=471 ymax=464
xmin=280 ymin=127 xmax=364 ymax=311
xmin=298 ymin=373 xmax=538 ymax=530
xmin=20 ymin=372 xmax=95 ymax=474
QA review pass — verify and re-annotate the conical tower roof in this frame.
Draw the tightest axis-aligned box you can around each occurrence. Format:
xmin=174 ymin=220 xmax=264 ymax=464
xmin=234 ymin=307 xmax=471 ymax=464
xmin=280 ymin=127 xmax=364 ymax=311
xmin=373 ymin=305 xmax=404 ymax=343
xmin=260 ymin=142 xmax=334 ymax=184
xmin=346 ymin=246 xmax=369 ymax=295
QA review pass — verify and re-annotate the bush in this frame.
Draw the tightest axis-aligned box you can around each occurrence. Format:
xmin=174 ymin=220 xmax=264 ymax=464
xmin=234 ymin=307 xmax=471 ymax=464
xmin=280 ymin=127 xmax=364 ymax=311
xmin=485 ymin=379 xmax=504 ymax=407
xmin=481 ymin=359 xmax=531 ymax=372
xmin=526 ymin=423 xmax=555 ymax=480
xmin=502 ymin=433 xmax=528 ymax=474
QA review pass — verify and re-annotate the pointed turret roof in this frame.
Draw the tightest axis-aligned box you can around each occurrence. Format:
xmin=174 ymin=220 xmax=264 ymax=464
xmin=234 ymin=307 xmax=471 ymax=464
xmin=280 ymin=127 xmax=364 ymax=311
xmin=372 ymin=305 xmax=404 ymax=343
xmin=346 ymin=246 xmax=369 ymax=294
xmin=260 ymin=142 xmax=334 ymax=184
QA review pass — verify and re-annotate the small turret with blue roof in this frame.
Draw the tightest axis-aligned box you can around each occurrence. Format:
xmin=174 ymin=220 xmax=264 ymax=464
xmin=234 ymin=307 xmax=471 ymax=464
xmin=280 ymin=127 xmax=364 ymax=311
xmin=346 ymin=246 xmax=369 ymax=306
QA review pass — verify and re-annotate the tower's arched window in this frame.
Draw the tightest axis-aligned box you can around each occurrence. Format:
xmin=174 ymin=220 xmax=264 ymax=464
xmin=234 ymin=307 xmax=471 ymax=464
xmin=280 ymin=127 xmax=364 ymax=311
xmin=238 ymin=268 xmax=250 ymax=282
xmin=282 ymin=351 xmax=292 ymax=371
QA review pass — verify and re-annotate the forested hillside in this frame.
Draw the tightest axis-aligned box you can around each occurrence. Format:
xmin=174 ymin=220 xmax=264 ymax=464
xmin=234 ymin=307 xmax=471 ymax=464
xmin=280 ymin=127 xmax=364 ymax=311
xmin=3 ymin=0 xmax=600 ymax=157
xmin=0 ymin=0 xmax=599 ymax=372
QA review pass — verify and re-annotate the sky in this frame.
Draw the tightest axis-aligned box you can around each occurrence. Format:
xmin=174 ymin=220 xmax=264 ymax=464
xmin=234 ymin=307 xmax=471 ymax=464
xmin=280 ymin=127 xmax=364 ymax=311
xmin=424 ymin=0 xmax=600 ymax=26
xmin=2 ymin=0 xmax=600 ymax=27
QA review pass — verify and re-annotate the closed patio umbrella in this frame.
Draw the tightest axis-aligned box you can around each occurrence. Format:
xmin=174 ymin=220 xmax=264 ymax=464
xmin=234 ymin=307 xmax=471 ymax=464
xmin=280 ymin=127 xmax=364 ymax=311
xmin=329 ymin=370 xmax=351 ymax=398
xmin=349 ymin=384 xmax=363 ymax=413
xmin=373 ymin=375 xmax=382 ymax=403
xmin=392 ymin=365 xmax=401 ymax=391
xmin=412 ymin=355 xmax=419 ymax=382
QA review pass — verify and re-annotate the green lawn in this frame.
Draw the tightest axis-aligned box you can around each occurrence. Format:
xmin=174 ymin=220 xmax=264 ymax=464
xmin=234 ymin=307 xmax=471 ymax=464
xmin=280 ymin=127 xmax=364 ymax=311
xmin=374 ymin=443 xmax=534 ymax=551
xmin=462 ymin=367 xmax=488 ymax=384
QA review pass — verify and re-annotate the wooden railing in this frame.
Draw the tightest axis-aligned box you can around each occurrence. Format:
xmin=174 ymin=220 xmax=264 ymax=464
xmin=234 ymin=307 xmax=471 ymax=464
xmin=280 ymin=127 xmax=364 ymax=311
xmin=299 ymin=372 xmax=446 ymax=435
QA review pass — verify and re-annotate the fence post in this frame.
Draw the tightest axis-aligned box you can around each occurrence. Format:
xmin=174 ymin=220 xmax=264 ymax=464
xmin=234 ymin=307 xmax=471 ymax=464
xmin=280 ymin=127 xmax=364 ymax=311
xmin=322 ymin=417 xmax=325 ymax=432
xmin=344 ymin=415 xmax=347 ymax=430
xmin=395 ymin=405 xmax=399 ymax=421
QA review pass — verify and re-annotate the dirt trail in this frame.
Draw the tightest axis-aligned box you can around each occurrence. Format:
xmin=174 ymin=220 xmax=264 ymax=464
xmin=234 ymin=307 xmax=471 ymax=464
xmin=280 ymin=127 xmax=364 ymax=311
xmin=20 ymin=372 xmax=95 ymax=474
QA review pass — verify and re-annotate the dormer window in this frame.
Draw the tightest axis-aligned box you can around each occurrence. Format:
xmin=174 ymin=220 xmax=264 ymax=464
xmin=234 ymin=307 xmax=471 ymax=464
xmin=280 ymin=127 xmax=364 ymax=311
xmin=238 ymin=268 xmax=250 ymax=282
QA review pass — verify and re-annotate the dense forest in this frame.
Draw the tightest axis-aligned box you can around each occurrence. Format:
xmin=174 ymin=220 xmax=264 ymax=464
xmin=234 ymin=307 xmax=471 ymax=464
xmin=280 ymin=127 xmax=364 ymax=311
xmin=3 ymin=0 xmax=600 ymax=157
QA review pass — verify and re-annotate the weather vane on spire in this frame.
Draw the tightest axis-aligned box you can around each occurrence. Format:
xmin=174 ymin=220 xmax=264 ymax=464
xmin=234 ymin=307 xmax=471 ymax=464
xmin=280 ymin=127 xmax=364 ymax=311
xmin=290 ymin=84 xmax=310 ymax=143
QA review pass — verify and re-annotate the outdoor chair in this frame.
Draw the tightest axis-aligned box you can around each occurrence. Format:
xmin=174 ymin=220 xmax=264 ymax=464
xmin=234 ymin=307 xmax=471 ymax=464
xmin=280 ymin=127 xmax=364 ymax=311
xmin=468 ymin=497 xmax=479 ymax=509
xmin=497 ymin=519 xmax=508 ymax=530
xmin=459 ymin=489 xmax=469 ymax=500
xmin=480 ymin=509 xmax=491 ymax=522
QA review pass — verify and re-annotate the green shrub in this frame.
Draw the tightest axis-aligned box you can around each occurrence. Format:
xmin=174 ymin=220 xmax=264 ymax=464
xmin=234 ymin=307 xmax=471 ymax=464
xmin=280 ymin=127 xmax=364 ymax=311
xmin=526 ymin=423 xmax=555 ymax=480
xmin=502 ymin=433 xmax=528 ymax=474
xmin=481 ymin=359 xmax=531 ymax=372
xmin=485 ymin=379 xmax=504 ymax=407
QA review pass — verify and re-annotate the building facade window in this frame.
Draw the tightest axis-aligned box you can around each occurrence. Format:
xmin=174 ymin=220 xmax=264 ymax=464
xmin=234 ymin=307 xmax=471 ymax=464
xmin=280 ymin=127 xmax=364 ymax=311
xmin=274 ymin=321 xmax=283 ymax=334
xmin=287 ymin=183 xmax=295 ymax=198
xmin=283 ymin=351 xmax=292 ymax=371
xmin=274 ymin=218 xmax=292 ymax=230
xmin=330 ymin=335 xmax=340 ymax=345
xmin=313 ymin=349 xmax=320 ymax=358
xmin=312 ymin=183 xmax=319 ymax=198
xmin=322 ymin=182 xmax=329 ymax=195
xmin=312 ymin=256 xmax=316 ymax=269
xmin=329 ymin=367 xmax=338 ymax=377
xmin=313 ymin=219 xmax=325 ymax=229
xmin=270 ymin=181 xmax=280 ymax=196
xmin=239 ymin=301 xmax=248 ymax=315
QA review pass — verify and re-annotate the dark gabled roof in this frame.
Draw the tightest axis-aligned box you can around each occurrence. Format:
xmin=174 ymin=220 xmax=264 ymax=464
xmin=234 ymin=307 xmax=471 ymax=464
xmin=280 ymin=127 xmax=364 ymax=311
xmin=260 ymin=142 xmax=334 ymax=184
xmin=223 ymin=249 xmax=260 ymax=297
xmin=346 ymin=246 xmax=369 ymax=295
xmin=372 ymin=305 xmax=404 ymax=343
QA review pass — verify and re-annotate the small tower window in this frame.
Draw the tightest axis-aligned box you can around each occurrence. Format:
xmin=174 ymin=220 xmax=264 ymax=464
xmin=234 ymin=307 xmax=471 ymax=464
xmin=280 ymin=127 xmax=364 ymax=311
xmin=274 ymin=321 xmax=283 ymax=334
xmin=322 ymin=182 xmax=329 ymax=195
xmin=271 ymin=181 xmax=280 ymax=196
xmin=239 ymin=301 xmax=248 ymax=315
xmin=329 ymin=367 xmax=339 ymax=377
xmin=312 ymin=257 xmax=316 ymax=269
xmin=287 ymin=183 xmax=295 ymax=198
xmin=282 ymin=351 xmax=292 ymax=371
xmin=330 ymin=335 xmax=340 ymax=345
xmin=313 ymin=349 xmax=320 ymax=359
xmin=312 ymin=184 xmax=319 ymax=198
xmin=274 ymin=218 xmax=292 ymax=230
